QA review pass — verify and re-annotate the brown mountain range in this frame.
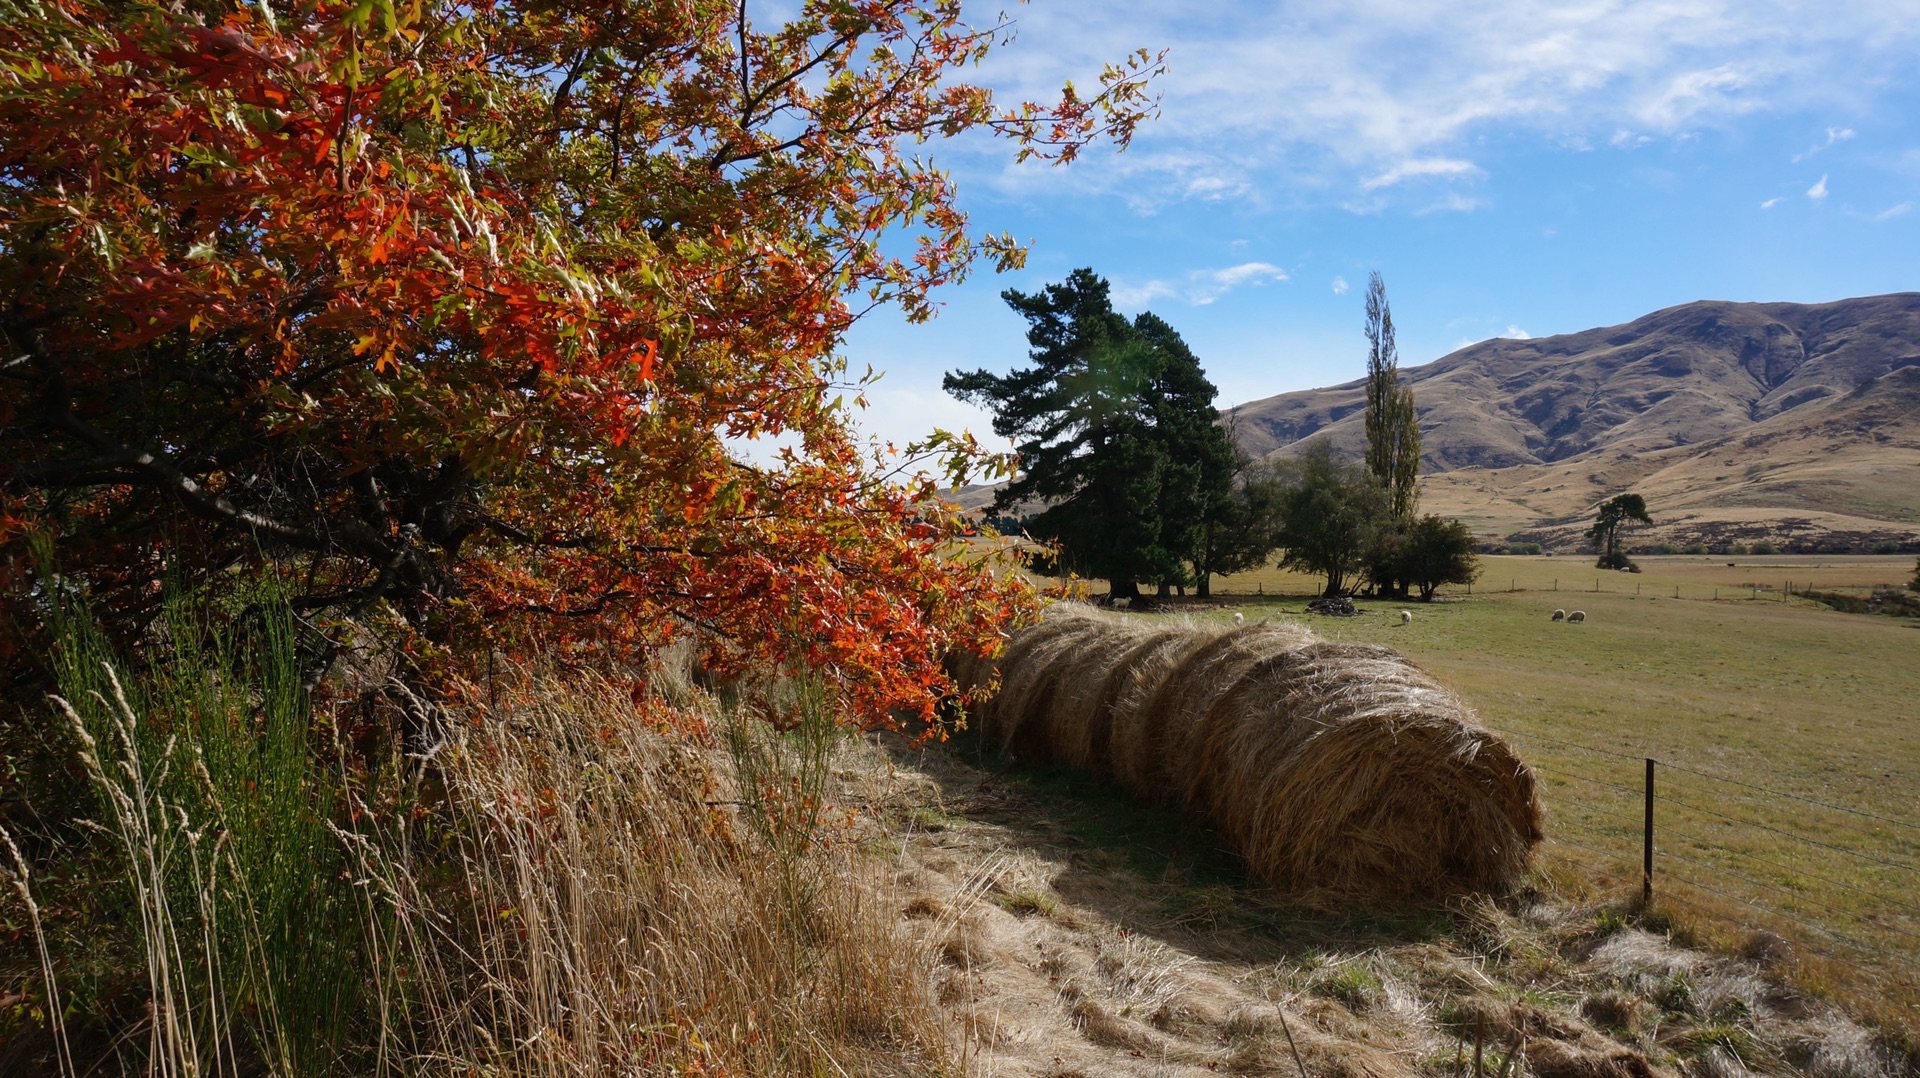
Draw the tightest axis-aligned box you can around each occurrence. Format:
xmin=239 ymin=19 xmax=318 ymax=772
xmin=1231 ymin=293 xmax=1920 ymax=550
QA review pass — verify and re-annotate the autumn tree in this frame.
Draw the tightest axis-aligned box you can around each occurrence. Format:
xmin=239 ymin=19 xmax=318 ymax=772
xmin=0 ymin=0 xmax=1163 ymax=725
xmin=945 ymin=270 xmax=1232 ymax=602
xmin=1590 ymin=494 xmax=1654 ymax=570
xmin=1362 ymin=271 xmax=1420 ymax=520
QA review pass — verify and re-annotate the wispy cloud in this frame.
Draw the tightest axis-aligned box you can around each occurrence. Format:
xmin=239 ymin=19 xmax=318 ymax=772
xmin=962 ymin=2 xmax=1920 ymax=207
xmin=1792 ymin=125 xmax=1856 ymax=162
xmin=1331 ymin=276 xmax=1349 ymax=295
xmin=1361 ymin=157 xmax=1484 ymax=191
xmin=1760 ymin=196 xmax=1784 ymax=208
xmin=1807 ymin=174 xmax=1830 ymax=201
xmin=1875 ymin=201 xmax=1913 ymax=221
xmin=1113 ymin=262 xmax=1289 ymax=308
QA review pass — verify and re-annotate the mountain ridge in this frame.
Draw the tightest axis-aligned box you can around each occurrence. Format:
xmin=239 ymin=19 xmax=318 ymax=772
xmin=1231 ymin=293 xmax=1920 ymax=547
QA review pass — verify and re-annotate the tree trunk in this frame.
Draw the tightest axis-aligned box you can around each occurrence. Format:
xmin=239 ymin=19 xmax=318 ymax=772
xmin=1196 ymin=575 xmax=1211 ymax=599
xmin=1111 ymin=578 xmax=1141 ymax=602
xmin=1157 ymin=581 xmax=1172 ymax=599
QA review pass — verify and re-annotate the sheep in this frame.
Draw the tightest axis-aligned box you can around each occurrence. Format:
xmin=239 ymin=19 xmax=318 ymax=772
xmin=1399 ymin=610 xmax=1413 ymax=624
xmin=1567 ymin=610 xmax=1587 ymax=623
xmin=1232 ymin=612 xmax=1245 ymax=626
xmin=1551 ymin=609 xmax=1567 ymax=621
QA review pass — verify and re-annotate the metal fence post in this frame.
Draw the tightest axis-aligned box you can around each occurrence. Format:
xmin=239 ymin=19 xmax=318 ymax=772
xmin=1643 ymin=758 xmax=1656 ymax=906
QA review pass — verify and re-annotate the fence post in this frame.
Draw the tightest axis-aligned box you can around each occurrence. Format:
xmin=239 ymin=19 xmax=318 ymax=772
xmin=1643 ymin=758 xmax=1656 ymax=906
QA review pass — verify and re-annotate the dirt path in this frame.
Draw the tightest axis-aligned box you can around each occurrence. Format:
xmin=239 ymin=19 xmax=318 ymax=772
xmin=842 ymin=732 xmax=1906 ymax=1078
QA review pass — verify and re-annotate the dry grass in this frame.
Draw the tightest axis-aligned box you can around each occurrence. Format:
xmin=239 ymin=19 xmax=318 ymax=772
xmin=4 ymin=638 xmax=959 ymax=1077
xmin=954 ymin=604 xmax=1543 ymax=898
xmin=345 ymin=661 xmax=958 ymax=1077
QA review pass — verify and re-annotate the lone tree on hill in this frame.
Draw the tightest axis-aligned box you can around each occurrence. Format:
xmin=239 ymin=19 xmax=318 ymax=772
xmin=1362 ymin=272 xmax=1421 ymax=520
xmin=1590 ymin=494 xmax=1653 ymax=570
xmin=945 ymin=270 xmax=1235 ymax=603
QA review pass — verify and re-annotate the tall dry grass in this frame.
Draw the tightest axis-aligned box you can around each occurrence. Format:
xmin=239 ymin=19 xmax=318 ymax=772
xmin=958 ymin=603 xmax=1543 ymax=898
xmin=4 ymin=593 xmax=958 ymax=1076
xmin=346 ymin=660 xmax=958 ymax=1077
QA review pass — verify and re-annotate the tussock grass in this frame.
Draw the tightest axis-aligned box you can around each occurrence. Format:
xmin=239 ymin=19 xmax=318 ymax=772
xmin=956 ymin=603 xmax=1543 ymax=898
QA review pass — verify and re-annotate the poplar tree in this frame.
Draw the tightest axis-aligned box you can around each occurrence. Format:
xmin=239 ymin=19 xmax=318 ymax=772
xmin=1362 ymin=272 xmax=1421 ymax=520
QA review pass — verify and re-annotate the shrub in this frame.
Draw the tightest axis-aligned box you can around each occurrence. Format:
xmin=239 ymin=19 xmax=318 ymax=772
xmin=1751 ymin=540 xmax=1779 ymax=555
xmin=1682 ymin=542 xmax=1708 ymax=555
xmin=1506 ymin=542 xmax=1544 ymax=556
xmin=1729 ymin=543 xmax=1750 ymax=555
xmin=1872 ymin=540 xmax=1902 ymax=554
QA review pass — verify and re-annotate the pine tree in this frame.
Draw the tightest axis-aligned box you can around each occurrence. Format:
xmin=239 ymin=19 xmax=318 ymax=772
xmin=1362 ymin=272 xmax=1421 ymax=520
xmin=945 ymin=270 xmax=1232 ymax=602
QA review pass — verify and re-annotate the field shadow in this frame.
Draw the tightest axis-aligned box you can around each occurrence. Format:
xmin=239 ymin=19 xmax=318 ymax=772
xmin=877 ymin=722 xmax=1474 ymax=968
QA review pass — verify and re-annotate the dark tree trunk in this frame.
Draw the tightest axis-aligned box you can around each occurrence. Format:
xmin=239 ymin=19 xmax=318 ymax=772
xmin=1196 ymin=575 xmax=1211 ymax=599
xmin=1156 ymin=581 xmax=1172 ymax=599
xmin=1110 ymin=578 xmax=1141 ymax=602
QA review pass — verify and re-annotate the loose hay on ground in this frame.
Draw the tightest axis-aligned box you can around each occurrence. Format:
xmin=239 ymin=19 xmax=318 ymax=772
xmin=952 ymin=604 xmax=1544 ymax=898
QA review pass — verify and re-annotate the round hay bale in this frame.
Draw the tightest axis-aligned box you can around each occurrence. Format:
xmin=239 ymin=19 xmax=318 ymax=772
xmin=979 ymin=604 xmax=1108 ymax=755
xmin=1105 ymin=628 xmax=1212 ymax=789
xmin=1031 ymin=619 xmax=1178 ymax=776
xmin=1199 ymin=643 xmax=1541 ymax=895
xmin=971 ymin=604 xmax=1543 ymax=898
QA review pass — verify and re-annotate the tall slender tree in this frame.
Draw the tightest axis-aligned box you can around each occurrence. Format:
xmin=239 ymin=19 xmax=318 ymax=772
xmin=1362 ymin=272 xmax=1421 ymax=520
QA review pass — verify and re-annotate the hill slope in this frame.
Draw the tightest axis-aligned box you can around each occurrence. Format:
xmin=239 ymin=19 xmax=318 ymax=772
xmin=1232 ymin=294 xmax=1920 ymax=547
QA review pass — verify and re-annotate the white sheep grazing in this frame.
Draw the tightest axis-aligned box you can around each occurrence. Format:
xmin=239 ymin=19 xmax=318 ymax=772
xmin=1551 ymin=609 xmax=1567 ymax=621
xmin=1400 ymin=610 xmax=1413 ymax=624
xmin=1567 ymin=610 xmax=1587 ymax=623
xmin=1232 ymin=612 xmax=1245 ymax=626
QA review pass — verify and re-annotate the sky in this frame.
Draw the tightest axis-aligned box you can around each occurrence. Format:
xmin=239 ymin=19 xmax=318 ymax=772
xmin=828 ymin=0 xmax=1920 ymax=458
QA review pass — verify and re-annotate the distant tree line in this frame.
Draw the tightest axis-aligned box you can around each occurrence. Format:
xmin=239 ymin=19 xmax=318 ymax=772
xmin=947 ymin=269 xmax=1480 ymax=602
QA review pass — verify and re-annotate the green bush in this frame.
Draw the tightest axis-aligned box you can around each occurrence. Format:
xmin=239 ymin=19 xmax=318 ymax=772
xmin=1506 ymin=542 xmax=1544 ymax=556
xmin=1750 ymin=540 xmax=1778 ymax=555
xmin=1681 ymin=542 xmax=1708 ymax=555
xmin=1871 ymin=539 xmax=1901 ymax=554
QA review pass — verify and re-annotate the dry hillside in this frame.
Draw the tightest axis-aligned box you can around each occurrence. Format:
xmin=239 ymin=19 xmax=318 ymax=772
xmin=1231 ymin=294 xmax=1920 ymax=548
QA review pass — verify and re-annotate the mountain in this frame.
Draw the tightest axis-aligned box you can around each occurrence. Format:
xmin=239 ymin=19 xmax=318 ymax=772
xmin=1231 ymin=294 xmax=1920 ymax=549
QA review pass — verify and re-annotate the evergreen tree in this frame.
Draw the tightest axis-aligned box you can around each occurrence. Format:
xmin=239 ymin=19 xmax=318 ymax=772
xmin=1135 ymin=312 xmax=1238 ymax=597
xmin=1362 ymin=272 xmax=1421 ymax=521
xmin=1395 ymin=515 xmax=1482 ymax=600
xmin=945 ymin=270 xmax=1232 ymax=602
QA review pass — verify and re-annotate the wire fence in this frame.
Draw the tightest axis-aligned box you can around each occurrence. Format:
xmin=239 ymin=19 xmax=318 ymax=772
xmin=1479 ymin=578 xmax=1913 ymax=604
xmin=1501 ymin=727 xmax=1920 ymax=990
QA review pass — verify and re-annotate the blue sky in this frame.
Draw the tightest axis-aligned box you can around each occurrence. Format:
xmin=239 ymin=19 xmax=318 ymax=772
xmin=836 ymin=0 xmax=1920 ymax=457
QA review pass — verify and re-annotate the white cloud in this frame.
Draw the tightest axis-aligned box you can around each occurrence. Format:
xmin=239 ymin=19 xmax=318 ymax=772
xmin=959 ymin=1 xmax=1920 ymax=207
xmin=1416 ymin=193 xmax=1489 ymax=215
xmin=1109 ymin=279 xmax=1179 ymax=307
xmin=1760 ymin=197 xmax=1784 ymax=208
xmin=1792 ymin=126 xmax=1856 ymax=162
xmin=1114 ymin=262 xmax=1289 ymax=308
xmin=1331 ymin=275 xmax=1349 ymax=295
xmin=1807 ymin=174 xmax=1830 ymax=200
xmin=1504 ymin=325 xmax=1532 ymax=339
xmin=1361 ymin=157 xmax=1484 ymax=191
xmin=1876 ymin=201 xmax=1913 ymax=221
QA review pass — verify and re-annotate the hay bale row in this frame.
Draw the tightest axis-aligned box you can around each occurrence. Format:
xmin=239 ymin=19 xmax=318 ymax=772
xmin=954 ymin=604 xmax=1543 ymax=898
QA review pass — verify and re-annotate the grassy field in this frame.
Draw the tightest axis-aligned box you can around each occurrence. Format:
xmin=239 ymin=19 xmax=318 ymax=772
xmin=1166 ymin=555 xmax=1920 ymax=1020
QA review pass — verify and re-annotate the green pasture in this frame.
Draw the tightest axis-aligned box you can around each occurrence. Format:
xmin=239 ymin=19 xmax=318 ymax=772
xmin=1185 ymin=555 xmax=1920 ymax=1006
